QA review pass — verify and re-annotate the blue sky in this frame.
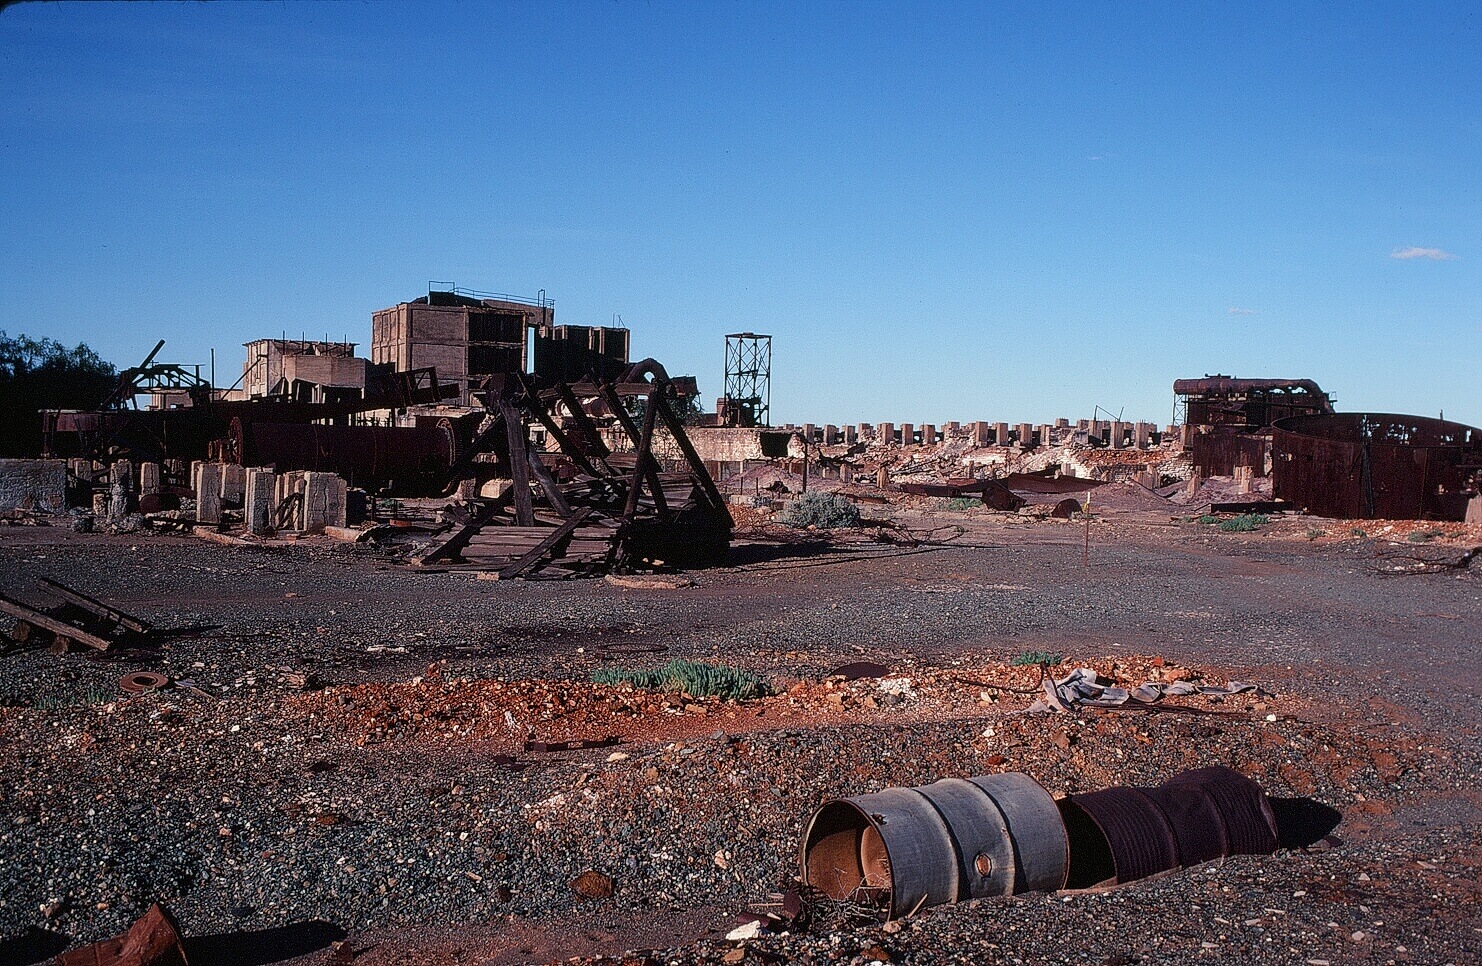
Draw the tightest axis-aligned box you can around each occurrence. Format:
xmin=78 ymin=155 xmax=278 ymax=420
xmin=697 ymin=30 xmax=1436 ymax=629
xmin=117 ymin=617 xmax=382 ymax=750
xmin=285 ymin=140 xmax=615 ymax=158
xmin=2 ymin=2 xmax=1477 ymax=426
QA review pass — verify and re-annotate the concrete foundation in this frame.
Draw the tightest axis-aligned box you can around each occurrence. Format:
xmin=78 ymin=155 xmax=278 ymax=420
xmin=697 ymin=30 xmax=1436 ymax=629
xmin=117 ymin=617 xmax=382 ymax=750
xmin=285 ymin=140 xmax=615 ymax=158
xmin=0 ymin=459 xmax=67 ymax=513
xmin=303 ymin=472 xmax=348 ymax=533
xmin=245 ymin=468 xmax=276 ymax=535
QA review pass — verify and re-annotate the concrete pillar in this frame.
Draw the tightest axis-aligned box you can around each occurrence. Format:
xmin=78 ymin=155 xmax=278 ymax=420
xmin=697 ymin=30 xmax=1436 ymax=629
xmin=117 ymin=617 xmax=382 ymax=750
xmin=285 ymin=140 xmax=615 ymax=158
xmin=1055 ymin=418 xmax=1070 ymax=429
xmin=841 ymin=464 xmax=854 ymax=483
xmin=877 ymin=422 xmax=895 ymax=445
xmin=1135 ymin=422 xmax=1152 ymax=449
xmin=1077 ymin=419 xmax=1090 ymax=431
xmin=857 ymin=422 xmax=872 ymax=442
xmin=303 ymin=472 xmax=347 ymax=534
xmin=843 ymin=425 xmax=857 ymax=445
xmin=876 ymin=466 xmax=889 ymax=489
xmin=1110 ymin=421 xmax=1126 ymax=449
xmin=1466 ymin=494 xmax=1482 ymax=525
xmin=194 ymin=461 xmax=222 ymax=524
xmin=68 ymin=458 xmax=93 ymax=485
xmin=921 ymin=424 xmax=936 ymax=445
xmin=802 ymin=423 xmax=817 ymax=443
xmin=1037 ymin=424 xmax=1053 ymax=447
xmin=139 ymin=462 xmax=162 ymax=496
xmin=92 ymin=491 xmax=109 ymax=516
xmin=1016 ymin=423 xmax=1033 ymax=447
xmin=973 ymin=421 xmax=993 ymax=447
xmin=945 ymin=421 xmax=961 ymax=437
xmin=900 ymin=423 xmax=914 ymax=446
xmin=245 ymin=467 xmax=276 ymax=535
xmin=220 ymin=463 xmax=247 ymax=506
xmin=996 ymin=422 xmax=1010 ymax=446
xmin=107 ymin=461 xmax=131 ymax=521
xmin=823 ymin=424 xmax=839 ymax=445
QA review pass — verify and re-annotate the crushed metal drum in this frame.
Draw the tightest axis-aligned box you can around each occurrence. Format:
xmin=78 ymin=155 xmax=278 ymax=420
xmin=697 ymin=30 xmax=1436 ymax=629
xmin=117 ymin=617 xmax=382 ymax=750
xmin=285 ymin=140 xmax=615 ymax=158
xmin=800 ymin=772 xmax=1067 ymax=919
xmin=1060 ymin=765 xmax=1278 ymax=888
xmin=120 ymin=671 xmax=171 ymax=695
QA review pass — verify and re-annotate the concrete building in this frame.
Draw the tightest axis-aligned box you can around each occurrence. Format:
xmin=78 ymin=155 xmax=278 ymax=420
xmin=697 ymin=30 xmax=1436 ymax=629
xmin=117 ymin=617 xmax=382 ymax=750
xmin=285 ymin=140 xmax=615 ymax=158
xmin=242 ymin=340 xmax=367 ymax=404
xmin=371 ymin=290 xmax=553 ymax=406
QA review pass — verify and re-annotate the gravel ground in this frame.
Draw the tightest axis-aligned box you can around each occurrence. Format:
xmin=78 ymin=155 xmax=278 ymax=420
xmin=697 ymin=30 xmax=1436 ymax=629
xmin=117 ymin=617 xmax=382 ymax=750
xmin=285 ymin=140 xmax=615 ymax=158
xmin=1 ymin=513 xmax=1479 ymax=965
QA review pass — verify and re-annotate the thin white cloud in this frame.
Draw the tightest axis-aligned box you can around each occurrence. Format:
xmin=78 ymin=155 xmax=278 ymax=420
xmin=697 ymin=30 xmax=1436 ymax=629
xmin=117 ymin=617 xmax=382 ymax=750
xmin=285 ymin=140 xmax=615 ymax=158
xmin=1228 ymin=307 xmax=1257 ymax=316
xmin=1391 ymin=246 xmax=1458 ymax=261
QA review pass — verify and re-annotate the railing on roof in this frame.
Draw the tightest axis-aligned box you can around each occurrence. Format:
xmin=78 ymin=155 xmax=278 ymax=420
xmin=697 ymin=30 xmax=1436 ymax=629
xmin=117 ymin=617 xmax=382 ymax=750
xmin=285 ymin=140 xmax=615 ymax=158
xmin=427 ymin=281 xmax=554 ymax=309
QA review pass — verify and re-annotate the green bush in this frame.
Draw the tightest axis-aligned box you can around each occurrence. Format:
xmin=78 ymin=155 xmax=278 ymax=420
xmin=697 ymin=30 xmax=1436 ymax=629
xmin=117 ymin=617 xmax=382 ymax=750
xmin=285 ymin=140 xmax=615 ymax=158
xmin=592 ymin=660 xmax=767 ymax=701
xmin=945 ymin=497 xmax=980 ymax=511
xmin=1197 ymin=514 xmax=1220 ymax=525
xmin=1218 ymin=513 xmax=1268 ymax=532
xmin=1012 ymin=650 xmax=1063 ymax=667
xmin=1306 ymin=528 xmax=1326 ymax=541
xmin=1350 ymin=528 xmax=1367 ymax=539
xmin=779 ymin=491 xmax=861 ymax=529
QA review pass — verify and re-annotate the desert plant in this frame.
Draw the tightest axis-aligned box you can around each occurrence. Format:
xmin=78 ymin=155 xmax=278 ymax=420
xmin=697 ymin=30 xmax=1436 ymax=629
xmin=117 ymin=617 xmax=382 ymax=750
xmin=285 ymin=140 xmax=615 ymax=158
xmin=779 ymin=491 xmax=861 ymax=529
xmin=1350 ymin=528 xmax=1368 ymax=539
xmin=1011 ymin=650 xmax=1063 ymax=667
xmin=1218 ymin=513 xmax=1268 ymax=533
xmin=945 ymin=497 xmax=980 ymax=511
xmin=1306 ymin=528 xmax=1326 ymax=541
xmin=592 ymin=659 xmax=767 ymax=701
xmin=1197 ymin=514 xmax=1220 ymax=525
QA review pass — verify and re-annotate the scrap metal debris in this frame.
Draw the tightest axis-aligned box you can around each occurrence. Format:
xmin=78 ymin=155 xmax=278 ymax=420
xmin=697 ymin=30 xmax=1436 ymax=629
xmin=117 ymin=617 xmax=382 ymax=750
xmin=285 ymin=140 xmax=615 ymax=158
xmin=1026 ymin=667 xmax=1267 ymax=713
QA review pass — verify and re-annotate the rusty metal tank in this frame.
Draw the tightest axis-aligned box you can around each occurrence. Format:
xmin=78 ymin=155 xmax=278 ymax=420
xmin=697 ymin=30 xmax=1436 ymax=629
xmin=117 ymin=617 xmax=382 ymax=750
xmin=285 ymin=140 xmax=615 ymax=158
xmin=800 ymin=773 xmax=1068 ymax=919
xmin=228 ymin=417 xmax=457 ymax=495
xmin=1271 ymin=413 xmax=1481 ymax=521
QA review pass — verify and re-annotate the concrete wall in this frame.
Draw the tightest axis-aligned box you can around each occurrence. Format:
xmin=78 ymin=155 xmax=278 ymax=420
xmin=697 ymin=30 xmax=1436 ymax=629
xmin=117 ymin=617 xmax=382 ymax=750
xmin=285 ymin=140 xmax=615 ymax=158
xmin=0 ymin=459 xmax=66 ymax=513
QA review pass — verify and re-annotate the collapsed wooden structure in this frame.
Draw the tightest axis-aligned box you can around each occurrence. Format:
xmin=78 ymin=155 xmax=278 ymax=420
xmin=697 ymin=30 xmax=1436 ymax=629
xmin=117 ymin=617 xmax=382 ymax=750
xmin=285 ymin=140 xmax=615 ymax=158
xmin=415 ymin=360 xmax=733 ymax=579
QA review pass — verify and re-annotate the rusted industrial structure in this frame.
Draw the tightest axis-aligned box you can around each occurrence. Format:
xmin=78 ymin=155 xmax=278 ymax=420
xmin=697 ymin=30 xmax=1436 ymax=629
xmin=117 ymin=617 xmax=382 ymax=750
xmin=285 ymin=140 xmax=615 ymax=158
xmin=1272 ymin=413 xmax=1482 ymax=521
xmin=1175 ymin=375 xmax=1334 ymax=478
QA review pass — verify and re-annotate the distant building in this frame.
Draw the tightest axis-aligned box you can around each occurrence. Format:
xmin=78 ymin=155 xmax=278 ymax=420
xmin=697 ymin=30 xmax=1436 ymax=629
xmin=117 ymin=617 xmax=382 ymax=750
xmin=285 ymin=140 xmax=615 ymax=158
xmin=242 ymin=339 xmax=367 ymax=405
xmin=371 ymin=290 xmax=553 ymax=406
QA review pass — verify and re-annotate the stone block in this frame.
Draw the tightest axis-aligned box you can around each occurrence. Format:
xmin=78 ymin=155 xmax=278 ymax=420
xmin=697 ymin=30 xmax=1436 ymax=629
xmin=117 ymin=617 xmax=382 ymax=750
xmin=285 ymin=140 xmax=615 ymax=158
xmin=140 ymin=462 xmax=162 ymax=496
xmin=900 ymin=423 xmax=914 ymax=446
xmin=973 ymin=421 xmax=992 ymax=447
xmin=220 ymin=463 xmax=247 ymax=507
xmin=921 ymin=424 xmax=936 ymax=445
xmin=877 ymin=422 xmax=894 ymax=445
xmin=194 ymin=462 xmax=223 ymax=524
xmin=303 ymin=472 xmax=347 ymax=534
xmin=0 ymin=459 xmax=67 ymax=513
xmin=245 ymin=467 xmax=276 ymax=535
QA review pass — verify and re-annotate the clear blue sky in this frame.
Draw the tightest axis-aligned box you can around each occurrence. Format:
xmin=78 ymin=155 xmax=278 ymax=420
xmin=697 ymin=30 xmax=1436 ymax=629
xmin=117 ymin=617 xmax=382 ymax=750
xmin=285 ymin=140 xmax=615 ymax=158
xmin=2 ymin=2 xmax=1477 ymax=426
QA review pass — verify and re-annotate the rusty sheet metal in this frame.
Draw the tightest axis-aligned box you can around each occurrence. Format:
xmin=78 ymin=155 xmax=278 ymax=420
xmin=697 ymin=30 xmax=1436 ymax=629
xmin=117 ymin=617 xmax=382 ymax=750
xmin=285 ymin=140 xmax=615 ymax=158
xmin=897 ymin=478 xmax=999 ymax=498
xmin=1002 ymin=473 xmax=1107 ymax=494
xmin=56 ymin=903 xmax=188 ymax=966
xmin=230 ymin=418 xmax=456 ymax=495
xmin=1272 ymin=413 xmax=1482 ymax=521
xmin=1188 ymin=432 xmax=1271 ymax=478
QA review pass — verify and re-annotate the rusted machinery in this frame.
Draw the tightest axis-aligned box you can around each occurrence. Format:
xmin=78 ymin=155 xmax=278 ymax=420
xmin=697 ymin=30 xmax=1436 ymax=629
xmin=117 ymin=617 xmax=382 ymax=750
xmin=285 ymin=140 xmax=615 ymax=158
xmin=1272 ymin=412 xmax=1482 ymax=521
xmin=1176 ymin=375 xmax=1334 ymax=478
xmin=227 ymin=418 xmax=459 ymax=495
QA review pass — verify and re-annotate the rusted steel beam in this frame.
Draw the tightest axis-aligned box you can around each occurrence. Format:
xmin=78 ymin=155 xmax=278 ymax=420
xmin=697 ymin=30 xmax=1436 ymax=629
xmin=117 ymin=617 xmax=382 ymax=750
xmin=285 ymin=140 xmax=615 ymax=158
xmin=497 ymin=507 xmax=594 ymax=580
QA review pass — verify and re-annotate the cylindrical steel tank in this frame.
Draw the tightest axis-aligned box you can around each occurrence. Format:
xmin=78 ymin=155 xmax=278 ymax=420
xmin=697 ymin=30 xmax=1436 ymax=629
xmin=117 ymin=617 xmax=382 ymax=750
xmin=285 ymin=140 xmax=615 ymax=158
xmin=800 ymin=773 xmax=1068 ymax=919
xmin=1272 ymin=413 xmax=1481 ymax=521
xmin=229 ymin=418 xmax=457 ymax=495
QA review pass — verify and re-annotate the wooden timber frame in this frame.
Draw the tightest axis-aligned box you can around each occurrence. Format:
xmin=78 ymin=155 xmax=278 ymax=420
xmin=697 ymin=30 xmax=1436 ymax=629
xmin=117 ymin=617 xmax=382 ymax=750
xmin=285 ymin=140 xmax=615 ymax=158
xmin=1 ymin=578 xmax=155 ymax=652
xmin=415 ymin=361 xmax=733 ymax=579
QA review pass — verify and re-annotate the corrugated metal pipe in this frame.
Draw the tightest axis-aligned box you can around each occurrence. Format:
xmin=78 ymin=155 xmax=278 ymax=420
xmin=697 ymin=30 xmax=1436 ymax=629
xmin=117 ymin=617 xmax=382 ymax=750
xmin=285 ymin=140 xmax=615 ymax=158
xmin=801 ymin=766 xmax=1279 ymax=919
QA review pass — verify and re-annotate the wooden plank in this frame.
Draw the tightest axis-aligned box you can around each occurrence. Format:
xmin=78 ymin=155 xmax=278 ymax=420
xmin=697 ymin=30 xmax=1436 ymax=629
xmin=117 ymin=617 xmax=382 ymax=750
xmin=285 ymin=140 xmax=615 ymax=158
xmin=651 ymin=388 xmax=733 ymax=525
xmin=417 ymin=496 xmax=508 ymax=564
xmin=527 ymin=448 xmax=573 ymax=518
xmin=599 ymin=382 xmax=667 ymax=516
xmin=440 ymin=411 xmax=505 ymax=493
xmin=516 ymin=372 xmax=602 ymax=478
xmin=497 ymin=508 xmax=594 ymax=580
xmin=552 ymin=379 xmax=613 ymax=463
xmin=498 ymin=400 xmax=536 ymax=527
xmin=36 ymin=578 xmax=151 ymax=633
xmin=0 ymin=594 xmax=113 ymax=651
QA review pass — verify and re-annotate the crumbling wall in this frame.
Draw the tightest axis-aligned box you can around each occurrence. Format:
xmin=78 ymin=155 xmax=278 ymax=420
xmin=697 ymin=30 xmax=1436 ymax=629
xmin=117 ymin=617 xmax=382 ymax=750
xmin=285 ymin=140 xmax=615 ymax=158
xmin=0 ymin=459 xmax=66 ymax=513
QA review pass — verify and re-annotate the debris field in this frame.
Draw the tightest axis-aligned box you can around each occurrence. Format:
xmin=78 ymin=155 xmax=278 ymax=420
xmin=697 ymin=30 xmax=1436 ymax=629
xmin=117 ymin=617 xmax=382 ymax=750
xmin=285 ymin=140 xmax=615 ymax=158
xmin=1 ymin=501 xmax=1479 ymax=965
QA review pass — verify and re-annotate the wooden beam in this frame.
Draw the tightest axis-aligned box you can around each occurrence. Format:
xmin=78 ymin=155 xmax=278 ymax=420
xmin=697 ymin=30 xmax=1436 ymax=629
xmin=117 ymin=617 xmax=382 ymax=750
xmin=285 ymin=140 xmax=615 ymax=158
xmin=600 ymin=382 xmax=667 ymax=516
xmin=417 ymin=494 xmax=509 ymax=563
xmin=498 ymin=399 xmax=536 ymax=527
xmin=552 ymin=379 xmax=613 ymax=464
xmin=36 ymin=578 xmax=151 ymax=634
xmin=441 ymin=411 xmax=506 ymax=493
xmin=515 ymin=373 xmax=601 ymax=477
xmin=650 ymin=388 xmax=734 ymax=527
xmin=0 ymin=593 xmax=113 ymax=651
xmin=527 ymin=448 xmax=574 ymax=518
xmin=497 ymin=507 xmax=594 ymax=580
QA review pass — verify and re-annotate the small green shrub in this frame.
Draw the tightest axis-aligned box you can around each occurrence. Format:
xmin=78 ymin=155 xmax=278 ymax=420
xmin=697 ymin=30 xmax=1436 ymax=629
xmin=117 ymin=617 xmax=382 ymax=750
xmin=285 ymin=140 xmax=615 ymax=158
xmin=1306 ymin=528 xmax=1326 ymax=541
xmin=1218 ymin=513 xmax=1268 ymax=533
xmin=1350 ymin=528 xmax=1367 ymax=539
xmin=945 ymin=497 xmax=980 ymax=511
xmin=1197 ymin=514 xmax=1220 ymax=525
xmin=592 ymin=660 xmax=767 ymax=700
xmin=1405 ymin=529 xmax=1446 ymax=543
xmin=30 ymin=685 xmax=114 ymax=709
xmin=779 ymin=491 xmax=861 ymax=529
xmin=1011 ymin=650 xmax=1063 ymax=667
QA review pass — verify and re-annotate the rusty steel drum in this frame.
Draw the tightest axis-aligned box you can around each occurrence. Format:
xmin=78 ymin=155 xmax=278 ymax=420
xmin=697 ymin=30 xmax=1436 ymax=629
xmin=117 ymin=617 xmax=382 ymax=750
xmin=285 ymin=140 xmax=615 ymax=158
xmin=801 ymin=773 xmax=1068 ymax=919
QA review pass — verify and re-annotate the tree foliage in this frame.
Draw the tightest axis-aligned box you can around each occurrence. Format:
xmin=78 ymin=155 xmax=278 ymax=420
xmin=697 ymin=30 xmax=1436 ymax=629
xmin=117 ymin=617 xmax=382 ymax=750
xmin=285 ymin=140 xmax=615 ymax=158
xmin=0 ymin=332 xmax=117 ymax=457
